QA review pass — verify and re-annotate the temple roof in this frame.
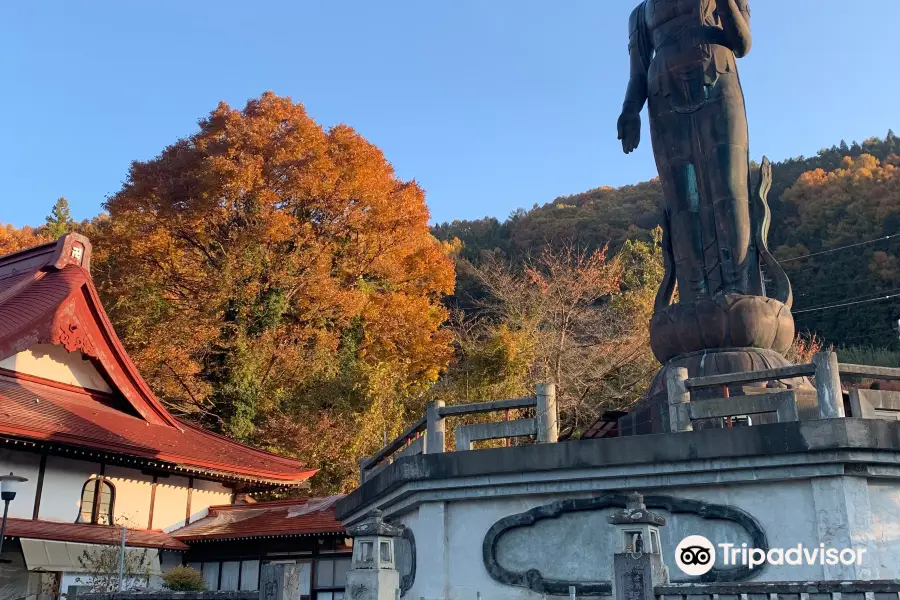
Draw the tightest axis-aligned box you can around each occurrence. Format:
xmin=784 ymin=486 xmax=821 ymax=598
xmin=0 ymin=234 xmax=316 ymax=486
xmin=171 ymin=496 xmax=345 ymax=542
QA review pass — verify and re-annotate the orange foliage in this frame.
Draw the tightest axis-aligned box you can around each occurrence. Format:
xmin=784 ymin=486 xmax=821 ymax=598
xmin=95 ymin=93 xmax=454 ymax=489
xmin=0 ymin=224 xmax=51 ymax=255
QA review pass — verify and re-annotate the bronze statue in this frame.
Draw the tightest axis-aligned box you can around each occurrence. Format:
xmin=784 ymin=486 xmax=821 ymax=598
xmin=618 ymin=0 xmax=794 ymax=365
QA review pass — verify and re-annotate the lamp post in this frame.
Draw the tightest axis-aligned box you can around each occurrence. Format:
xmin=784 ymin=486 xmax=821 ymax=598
xmin=0 ymin=473 xmax=28 ymax=559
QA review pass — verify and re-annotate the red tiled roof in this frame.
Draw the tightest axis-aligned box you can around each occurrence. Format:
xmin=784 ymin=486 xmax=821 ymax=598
xmin=0 ymin=235 xmax=177 ymax=427
xmin=172 ymin=496 xmax=345 ymax=542
xmin=0 ymin=370 xmax=317 ymax=484
xmin=0 ymin=234 xmax=316 ymax=485
xmin=4 ymin=518 xmax=189 ymax=550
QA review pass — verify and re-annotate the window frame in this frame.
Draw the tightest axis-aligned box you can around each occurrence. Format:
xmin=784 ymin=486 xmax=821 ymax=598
xmin=77 ymin=477 xmax=115 ymax=525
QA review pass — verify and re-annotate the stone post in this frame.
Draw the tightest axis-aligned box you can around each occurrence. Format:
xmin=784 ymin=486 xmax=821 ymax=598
xmin=360 ymin=456 xmax=371 ymax=485
xmin=665 ymin=367 xmax=693 ymax=433
xmin=536 ymin=383 xmax=559 ymax=443
xmin=425 ymin=400 xmax=445 ymax=454
xmin=814 ymin=351 xmax=845 ymax=419
xmin=608 ymin=493 xmax=669 ymax=600
xmin=260 ymin=563 xmax=304 ymax=600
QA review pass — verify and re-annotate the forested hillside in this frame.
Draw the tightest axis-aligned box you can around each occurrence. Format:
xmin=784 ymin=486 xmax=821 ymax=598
xmin=434 ymin=132 xmax=900 ymax=350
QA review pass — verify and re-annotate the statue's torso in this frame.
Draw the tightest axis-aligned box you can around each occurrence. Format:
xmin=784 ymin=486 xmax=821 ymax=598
xmin=643 ymin=0 xmax=737 ymax=101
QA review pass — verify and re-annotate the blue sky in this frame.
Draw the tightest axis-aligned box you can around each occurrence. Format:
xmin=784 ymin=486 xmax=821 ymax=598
xmin=1 ymin=1 xmax=898 ymax=228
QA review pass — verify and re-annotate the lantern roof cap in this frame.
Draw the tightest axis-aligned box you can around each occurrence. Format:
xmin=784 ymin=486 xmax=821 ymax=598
xmin=607 ymin=492 xmax=666 ymax=526
xmin=347 ymin=509 xmax=404 ymax=537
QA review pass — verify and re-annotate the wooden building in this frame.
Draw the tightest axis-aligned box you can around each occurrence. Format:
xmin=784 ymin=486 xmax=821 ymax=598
xmin=0 ymin=234 xmax=344 ymax=598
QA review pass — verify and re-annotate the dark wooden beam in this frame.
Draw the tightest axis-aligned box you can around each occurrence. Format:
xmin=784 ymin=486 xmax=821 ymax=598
xmin=148 ymin=476 xmax=158 ymax=529
xmin=32 ymin=452 xmax=48 ymax=519
xmin=185 ymin=476 xmax=194 ymax=525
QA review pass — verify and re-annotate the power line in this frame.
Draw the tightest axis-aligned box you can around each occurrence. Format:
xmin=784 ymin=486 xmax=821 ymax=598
xmin=794 ymin=286 xmax=900 ymax=313
xmin=795 ymin=276 xmax=884 ymax=297
xmin=792 ymin=293 xmax=900 ymax=315
xmin=779 ymin=234 xmax=900 ymax=264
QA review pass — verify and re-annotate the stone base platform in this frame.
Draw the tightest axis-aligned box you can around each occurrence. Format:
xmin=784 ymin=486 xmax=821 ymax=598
xmin=336 ymin=419 xmax=900 ymax=600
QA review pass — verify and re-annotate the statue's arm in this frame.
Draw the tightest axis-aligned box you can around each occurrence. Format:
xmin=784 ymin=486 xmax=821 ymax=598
xmin=622 ymin=3 xmax=649 ymax=115
xmin=719 ymin=0 xmax=752 ymax=57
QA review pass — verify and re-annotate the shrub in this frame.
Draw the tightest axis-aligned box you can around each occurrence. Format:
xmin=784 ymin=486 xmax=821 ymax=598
xmin=162 ymin=566 xmax=207 ymax=591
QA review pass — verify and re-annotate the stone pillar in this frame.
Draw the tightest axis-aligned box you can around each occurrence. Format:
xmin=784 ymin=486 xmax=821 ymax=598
xmin=811 ymin=476 xmax=878 ymax=580
xmin=608 ymin=492 xmax=670 ymax=600
xmin=425 ymin=400 xmax=445 ymax=454
xmin=814 ymin=351 xmax=845 ymax=419
xmin=613 ymin=554 xmax=669 ymax=600
xmin=345 ymin=510 xmax=403 ymax=600
xmin=260 ymin=563 xmax=304 ymax=600
xmin=536 ymin=383 xmax=559 ymax=443
xmin=665 ymin=367 xmax=693 ymax=433
xmin=360 ymin=456 xmax=371 ymax=485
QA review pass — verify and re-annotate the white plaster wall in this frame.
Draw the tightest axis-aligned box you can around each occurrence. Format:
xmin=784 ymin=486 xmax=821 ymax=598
xmin=152 ymin=475 xmax=191 ymax=531
xmin=105 ymin=465 xmax=155 ymax=528
xmin=39 ymin=456 xmax=101 ymax=522
xmin=0 ymin=449 xmax=42 ymax=519
xmin=0 ymin=344 xmax=112 ymax=393
xmin=32 ymin=458 xmax=228 ymax=531
xmin=397 ymin=477 xmax=882 ymax=600
xmin=867 ymin=481 xmax=900 ymax=576
xmin=189 ymin=479 xmax=232 ymax=523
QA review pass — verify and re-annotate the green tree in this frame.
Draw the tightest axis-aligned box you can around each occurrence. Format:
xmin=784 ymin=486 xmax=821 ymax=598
xmin=44 ymin=197 xmax=74 ymax=238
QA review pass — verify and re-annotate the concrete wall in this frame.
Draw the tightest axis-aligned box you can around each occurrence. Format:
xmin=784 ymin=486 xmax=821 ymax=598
xmin=338 ymin=419 xmax=900 ymax=600
xmin=393 ymin=477 xmax=891 ymax=600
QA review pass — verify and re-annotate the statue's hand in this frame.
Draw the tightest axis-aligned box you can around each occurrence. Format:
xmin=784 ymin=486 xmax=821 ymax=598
xmin=617 ymin=111 xmax=641 ymax=154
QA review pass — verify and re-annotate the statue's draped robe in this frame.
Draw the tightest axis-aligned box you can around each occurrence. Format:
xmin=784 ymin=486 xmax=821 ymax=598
xmin=633 ymin=0 xmax=752 ymax=306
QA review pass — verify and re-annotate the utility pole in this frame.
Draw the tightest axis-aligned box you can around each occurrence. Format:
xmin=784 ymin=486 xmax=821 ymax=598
xmin=118 ymin=526 xmax=127 ymax=591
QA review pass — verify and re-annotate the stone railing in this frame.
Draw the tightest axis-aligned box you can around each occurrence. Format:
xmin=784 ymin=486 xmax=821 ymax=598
xmin=664 ymin=350 xmax=900 ymax=433
xmin=359 ymin=384 xmax=558 ymax=483
xmin=656 ymin=580 xmax=900 ymax=600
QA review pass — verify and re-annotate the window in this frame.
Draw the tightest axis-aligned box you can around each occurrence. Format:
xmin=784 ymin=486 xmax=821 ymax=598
xmin=315 ymin=557 xmax=350 ymax=600
xmin=202 ymin=563 xmax=220 ymax=591
xmin=220 ymin=562 xmax=240 ymax=591
xmin=186 ymin=559 xmax=262 ymax=592
xmin=78 ymin=478 xmax=114 ymax=525
xmin=379 ymin=541 xmax=392 ymax=564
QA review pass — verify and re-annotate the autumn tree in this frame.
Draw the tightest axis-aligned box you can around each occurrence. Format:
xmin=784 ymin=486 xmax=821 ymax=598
xmin=430 ymin=234 xmax=664 ymax=437
xmin=0 ymin=223 xmax=51 ymax=255
xmin=776 ymin=154 xmax=900 ymax=348
xmin=96 ymin=92 xmax=455 ymax=492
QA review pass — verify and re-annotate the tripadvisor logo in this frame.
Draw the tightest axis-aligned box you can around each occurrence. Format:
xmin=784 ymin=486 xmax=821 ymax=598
xmin=674 ymin=536 xmax=867 ymax=575
xmin=675 ymin=535 xmax=716 ymax=576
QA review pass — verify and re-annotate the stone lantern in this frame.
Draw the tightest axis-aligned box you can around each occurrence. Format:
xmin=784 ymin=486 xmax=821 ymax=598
xmin=607 ymin=492 xmax=669 ymax=600
xmin=346 ymin=509 xmax=403 ymax=600
xmin=608 ymin=491 xmax=666 ymax=555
